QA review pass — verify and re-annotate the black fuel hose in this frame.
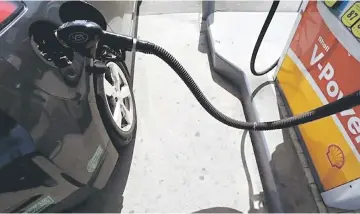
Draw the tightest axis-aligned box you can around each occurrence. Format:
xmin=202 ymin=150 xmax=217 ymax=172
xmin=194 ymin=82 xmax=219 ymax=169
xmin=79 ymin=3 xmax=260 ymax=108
xmin=54 ymin=20 xmax=360 ymax=131
xmin=136 ymin=40 xmax=360 ymax=131
xmin=250 ymin=0 xmax=280 ymax=76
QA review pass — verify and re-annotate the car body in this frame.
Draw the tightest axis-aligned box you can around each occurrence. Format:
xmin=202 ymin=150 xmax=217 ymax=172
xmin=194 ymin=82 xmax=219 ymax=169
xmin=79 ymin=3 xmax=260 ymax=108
xmin=0 ymin=1 xmax=141 ymax=212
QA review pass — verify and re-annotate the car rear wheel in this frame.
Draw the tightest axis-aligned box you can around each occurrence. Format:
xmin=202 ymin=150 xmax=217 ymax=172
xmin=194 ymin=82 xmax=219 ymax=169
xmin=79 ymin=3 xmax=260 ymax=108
xmin=94 ymin=60 xmax=137 ymax=150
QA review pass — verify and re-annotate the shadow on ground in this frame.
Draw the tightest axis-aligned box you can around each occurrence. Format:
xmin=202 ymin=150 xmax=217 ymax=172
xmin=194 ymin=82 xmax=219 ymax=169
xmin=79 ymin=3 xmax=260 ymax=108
xmin=193 ymin=207 xmax=243 ymax=213
xmin=270 ymin=129 xmax=319 ymax=213
xmin=271 ymin=93 xmax=319 ymax=213
xmin=244 ymin=80 xmax=319 ymax=213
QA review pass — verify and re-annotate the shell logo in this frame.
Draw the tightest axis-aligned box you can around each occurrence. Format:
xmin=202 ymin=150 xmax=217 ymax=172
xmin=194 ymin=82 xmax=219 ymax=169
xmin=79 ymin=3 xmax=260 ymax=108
xmin=326 ymin=144 xmax=345 ymax=169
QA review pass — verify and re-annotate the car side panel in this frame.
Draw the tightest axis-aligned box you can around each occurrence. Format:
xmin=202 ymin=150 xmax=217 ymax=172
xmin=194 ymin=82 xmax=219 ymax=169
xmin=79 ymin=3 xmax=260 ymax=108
xmin=0 ymin=1 xmax=117 ymax=212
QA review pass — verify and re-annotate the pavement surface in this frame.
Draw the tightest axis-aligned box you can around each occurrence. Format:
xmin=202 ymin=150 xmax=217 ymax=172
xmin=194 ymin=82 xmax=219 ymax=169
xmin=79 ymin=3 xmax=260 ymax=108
xmin=124 ymin=13 xmax=253 ymax=212
xmin=73 ymin=1 xmax=320 ymax=213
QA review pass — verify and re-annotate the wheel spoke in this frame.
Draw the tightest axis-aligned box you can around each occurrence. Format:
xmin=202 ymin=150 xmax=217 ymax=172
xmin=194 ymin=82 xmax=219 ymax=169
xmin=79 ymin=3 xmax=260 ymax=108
xmin=118 ymin=85 xmax=131 ymax=99
xmin=121 ymin=103 xmax=133 ymax=124
xmin=104 ymin=79 xmax=116 ymax=96
xmin=113 ymin=102 xmax=122 ymax=124
xmin=105 ymin=61 xmax=134 ymax=132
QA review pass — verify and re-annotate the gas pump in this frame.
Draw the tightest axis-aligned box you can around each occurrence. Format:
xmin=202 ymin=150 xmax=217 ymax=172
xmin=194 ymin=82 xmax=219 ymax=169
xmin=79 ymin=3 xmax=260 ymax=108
xmin=275 ymin=0 xmax=360 ymax=210
xmin=43 ymin=0 xmax=360 ymax=212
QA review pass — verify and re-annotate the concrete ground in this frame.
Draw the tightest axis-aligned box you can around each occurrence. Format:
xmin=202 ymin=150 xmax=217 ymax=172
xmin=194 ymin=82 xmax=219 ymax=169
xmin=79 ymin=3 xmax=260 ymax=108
xmin=74 ymin=1 xmax=321 ymax=213
xmin=124 ymin=13 xmax=255 ymax=212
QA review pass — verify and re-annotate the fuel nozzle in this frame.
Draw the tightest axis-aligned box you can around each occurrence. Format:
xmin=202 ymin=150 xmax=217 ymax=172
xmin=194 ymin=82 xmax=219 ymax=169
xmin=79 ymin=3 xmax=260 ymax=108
xmin=55 ymin=20 xmax=103 ymax=58
xmin=55 ymin=20 xmax=135 ymax=58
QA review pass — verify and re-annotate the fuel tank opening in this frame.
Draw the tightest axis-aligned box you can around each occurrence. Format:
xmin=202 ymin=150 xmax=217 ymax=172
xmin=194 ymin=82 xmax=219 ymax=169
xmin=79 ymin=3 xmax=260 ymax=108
xmin=29 ymin=20 xmax=74 ymax=68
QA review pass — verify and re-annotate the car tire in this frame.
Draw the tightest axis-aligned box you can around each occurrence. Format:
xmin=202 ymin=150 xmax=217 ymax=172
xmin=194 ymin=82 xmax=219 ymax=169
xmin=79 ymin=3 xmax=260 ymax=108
xmin=94 ymin=60 xmax=137 ymax=150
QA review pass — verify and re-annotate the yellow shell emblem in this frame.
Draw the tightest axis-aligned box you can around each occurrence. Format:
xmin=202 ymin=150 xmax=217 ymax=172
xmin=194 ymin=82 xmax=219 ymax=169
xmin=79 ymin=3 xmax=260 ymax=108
xmin=326 ymin=144 xmax=345 ymax=169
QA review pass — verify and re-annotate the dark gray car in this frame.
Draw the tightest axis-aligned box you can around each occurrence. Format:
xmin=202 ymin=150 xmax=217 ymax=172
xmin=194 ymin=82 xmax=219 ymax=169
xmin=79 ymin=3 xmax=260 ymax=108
xmin=0 ymin=1 xmax=141 ymax=212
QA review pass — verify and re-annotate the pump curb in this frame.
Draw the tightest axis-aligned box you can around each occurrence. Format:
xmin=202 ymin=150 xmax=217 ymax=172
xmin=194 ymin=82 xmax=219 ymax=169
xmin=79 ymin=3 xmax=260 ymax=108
xmin=203 ymin=11 xmax=358 ymax=214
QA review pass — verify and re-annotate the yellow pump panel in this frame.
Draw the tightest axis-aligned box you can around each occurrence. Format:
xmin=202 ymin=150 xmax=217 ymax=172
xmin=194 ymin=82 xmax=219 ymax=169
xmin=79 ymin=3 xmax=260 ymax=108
xmin=276 ymin=0 xmax=360 ymax=193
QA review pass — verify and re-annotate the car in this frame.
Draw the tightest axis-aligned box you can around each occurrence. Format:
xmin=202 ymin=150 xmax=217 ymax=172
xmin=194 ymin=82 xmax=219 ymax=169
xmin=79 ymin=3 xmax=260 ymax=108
xmin=0 ymin=1 xmax=141 ymax=212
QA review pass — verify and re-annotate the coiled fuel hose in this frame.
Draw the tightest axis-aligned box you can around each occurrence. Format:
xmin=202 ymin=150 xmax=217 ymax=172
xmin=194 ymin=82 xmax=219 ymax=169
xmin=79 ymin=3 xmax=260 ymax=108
xmin=250 ymin=0 xmax=280 ymax=76
xmin=135 ymin=39 xmax=360 ymax=131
